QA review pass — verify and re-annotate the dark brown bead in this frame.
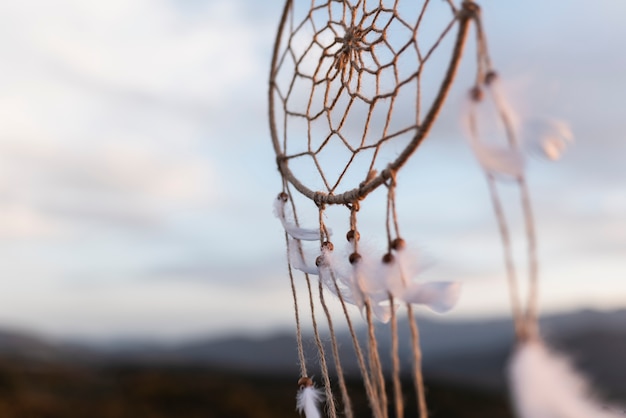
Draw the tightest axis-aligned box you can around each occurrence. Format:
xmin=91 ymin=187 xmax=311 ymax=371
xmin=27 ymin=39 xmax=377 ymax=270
xmin=485 ymin=70 xmax=498 ymax=85
xmin=278 ymin=192 xmax=288 ymax=202
xmin=382 ymin=253 xmax=394 ymax=264
xmin=321 ymin=241 xmax=334 ymax=251
xmin=462 ymin=0 xmax=481 ymax=15
xmin=391 ymin=238 xmax=406 ymax=251
xmin=315 ymin=256 xmax=324 ymax=267
xmin=349 ymin=252 xmax=362 ymax=264
xmin=298 ymin=377 xmax=313 ymax=388
xmin=346 ymin=229 xmax=360 ymax=242
xmin=469 ymin=86 xmax=483 ymax=102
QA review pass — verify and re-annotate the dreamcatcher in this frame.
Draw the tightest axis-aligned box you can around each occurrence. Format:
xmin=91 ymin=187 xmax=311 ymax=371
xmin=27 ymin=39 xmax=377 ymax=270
xmin=268 ymin=1 xmax=618 ymax=417
xmin=269 ymin=1 xmax=474 ymax=416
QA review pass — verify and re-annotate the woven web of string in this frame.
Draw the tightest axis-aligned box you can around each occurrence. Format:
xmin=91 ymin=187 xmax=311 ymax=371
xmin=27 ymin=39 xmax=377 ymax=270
xmin=271 ymin=0 xmax=458 ymax=202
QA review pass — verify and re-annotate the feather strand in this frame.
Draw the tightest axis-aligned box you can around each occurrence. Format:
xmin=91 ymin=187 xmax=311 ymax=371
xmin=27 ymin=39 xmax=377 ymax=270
xmin=273 ymin=197 xmax=325 ymax=241
xmin=297 ymin=386 xmax=324 ymax=418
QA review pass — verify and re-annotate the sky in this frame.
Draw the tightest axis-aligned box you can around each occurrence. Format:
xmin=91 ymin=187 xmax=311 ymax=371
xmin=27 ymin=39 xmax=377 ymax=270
xmin=0 ymin=0 xmax=623 ymax=342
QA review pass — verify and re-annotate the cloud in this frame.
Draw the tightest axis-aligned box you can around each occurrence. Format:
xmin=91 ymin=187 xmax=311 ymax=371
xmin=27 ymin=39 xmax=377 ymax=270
xmin=0 ymin=139 xmax=217 ymax=233
xmin=0 ymin=0 xmax=622 ymax=341
xmin=0 ymin=0 xmax=274 ymax=234
xmin=0 ymin=204 xmax=60 ymax=239
xmin=0 ymin=278 xmax=297 ymax=341
xmin=144 ymin=254 xmax=287 ymax=287
xmin=0 ymin=0 xmax=262 ymax=103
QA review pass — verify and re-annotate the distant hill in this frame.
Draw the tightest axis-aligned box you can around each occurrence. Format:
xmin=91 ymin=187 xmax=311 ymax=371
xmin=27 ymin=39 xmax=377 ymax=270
xmin=0 ymin=309 xmax=625 ymax=398
xmin=98 ymin=309 xmax=626 ymax=397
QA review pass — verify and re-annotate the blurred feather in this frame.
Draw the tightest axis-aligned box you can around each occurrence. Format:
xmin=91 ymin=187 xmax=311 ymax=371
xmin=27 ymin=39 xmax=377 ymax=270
xmin=470 ymin=141 xmax=525 ymax=179
xmin=522 ymin=118 xmax=573 ymax=161
xmin=402 ymin=281 xmax=462 ymax=314
xmin=370 ymin=302 xmax=393 ymax=324
xmin=461 ymin=92 xmax=525 ymax=179
xmin=508 ymin=339 xmax=624 ymax=418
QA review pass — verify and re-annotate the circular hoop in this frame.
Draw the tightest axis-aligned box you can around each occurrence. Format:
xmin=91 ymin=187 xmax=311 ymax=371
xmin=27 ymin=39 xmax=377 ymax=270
xmin=269 ymin=1 xmax=475 ymax=206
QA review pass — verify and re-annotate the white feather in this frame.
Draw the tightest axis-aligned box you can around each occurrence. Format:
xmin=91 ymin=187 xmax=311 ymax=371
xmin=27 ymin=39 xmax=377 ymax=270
xmin=402 ymin=281 xmax=462 ymax=313
xmin=370 ymin=301 xmax=393 ymax=324
xmin=382 ymin=248 xmax=461 ymax=313
xmin=318 ymin=249 xmax=357 ymax=305
xmin=380 ymin=248 xmax=417 ymax=298
xmin=522 ymin=118 xmax=573 ymax=161
xmin=460 ymin=81 xmax=525 ymax=180
xmin=321 ymin=245 xmax=392 ymax=321
xmin=319 ymin=267 xmax=357 ymax=305
xmin=287 ymin=239 xmax=320 ymax=275
xmin=462 ymin=103 xmax=524 ymax=178
xmin=331 ymin=268 xmax=364 ymax=309
xmin=348 ymin=261 xmax=367 ymax=311
xmin=508 ymin=340 xmax=624 ymax=418
xmin=470 ymin=141 xmax=525 ymax=179
xmin=296 ymin=386 xmax=324 ymax=418
xmin=273 ymin=197 xmax=324 ymax=241
xmin=484 ymin=75 xmax=573 ymax=161
xmin=354 ymin=247 xmax=388 ymax=300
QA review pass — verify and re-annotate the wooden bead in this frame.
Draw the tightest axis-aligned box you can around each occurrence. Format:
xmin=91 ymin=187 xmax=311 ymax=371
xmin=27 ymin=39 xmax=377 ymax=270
xmin=391 ymin=238 xmax=406 ymax=251
xmin=349 ymin=252 xmax=362 ymax=264
xmin=485 ymin=70 xmax=498 ymax=85
xmin=346 ymin=229 xmax=360 ymax=242
xmin=469 ymin=86 xmax=483 ymax=102
xmin=298 ymin=377 xmax=313 ymax=388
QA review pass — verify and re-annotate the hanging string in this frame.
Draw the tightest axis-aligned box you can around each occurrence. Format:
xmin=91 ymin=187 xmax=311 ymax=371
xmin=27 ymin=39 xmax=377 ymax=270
xmin=317 ymin=206 xmax=354 ymax=418
xmin=388 ymin=294 xmax=404 ymax=418
xmin=406 ymin=304 xmax=428 ymax=418
xmin=485 ymin=173 xmax=525 ymax=338
xmin=485 ymin=73 xmax=540 ymax=339
xmin=317 ymin=279 xmax=352 ymax=418
xmin=364 ymin=299 xmax=389 ymax=418
xmin=281 ymin=188 xmax=308 ymax=379
xmin=328 ymin=266 xmax=384 ymax=418
xmin=385 ymin=173 xmax=429 ymax=418
xmin=305 ymin=270 xmax=337 ymax=418
xmin=470 ymin=3 xmax=540 ymax=339
xmin=286 ymin=243 xmax=308 ymax=379
xmin=349 ymin=201 xmax=389 ymax=418
xmin=399 ymin=258 xmax=429 ymax=416
xmin=464 ymin=95 xmax=525 ymax=338
xmin=385 ymin=174 xmax=405 ymax=418
xmin=286 ymin=188 xmax=337 ymax=417
xmin=519 ymin=181 xmax=540 ymax=338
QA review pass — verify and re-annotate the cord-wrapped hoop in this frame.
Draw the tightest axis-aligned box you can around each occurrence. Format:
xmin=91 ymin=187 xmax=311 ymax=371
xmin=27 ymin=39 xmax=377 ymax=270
xmin=269 ymin=0 xmax=476 ymax=205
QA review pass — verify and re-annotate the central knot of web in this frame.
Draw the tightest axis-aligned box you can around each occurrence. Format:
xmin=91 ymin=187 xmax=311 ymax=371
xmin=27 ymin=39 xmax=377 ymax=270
xmin=333 ymin=25 xmax=370 ymax=76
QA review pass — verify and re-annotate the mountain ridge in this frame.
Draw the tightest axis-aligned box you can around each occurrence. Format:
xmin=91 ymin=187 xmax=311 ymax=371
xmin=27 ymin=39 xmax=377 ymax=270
xmin=0 ymin=309 xmax=624 ymax=397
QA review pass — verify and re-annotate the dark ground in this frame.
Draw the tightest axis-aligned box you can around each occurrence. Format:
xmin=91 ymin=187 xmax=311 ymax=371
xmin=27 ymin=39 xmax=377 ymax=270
xmin=0 ymin=358 xmax=513 ymax=418
xmin=1 ymin=309 xmax=624 ymax=417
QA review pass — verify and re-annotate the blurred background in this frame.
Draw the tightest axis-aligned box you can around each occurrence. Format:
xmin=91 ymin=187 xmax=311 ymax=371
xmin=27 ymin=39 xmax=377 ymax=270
xmin=0 ymin=0 xmax=624 ymax=416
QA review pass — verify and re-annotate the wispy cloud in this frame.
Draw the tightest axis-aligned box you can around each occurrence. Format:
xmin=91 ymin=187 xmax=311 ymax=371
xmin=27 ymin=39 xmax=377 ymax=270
xmin=0 ymin=0 xmax=622 ymax=339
